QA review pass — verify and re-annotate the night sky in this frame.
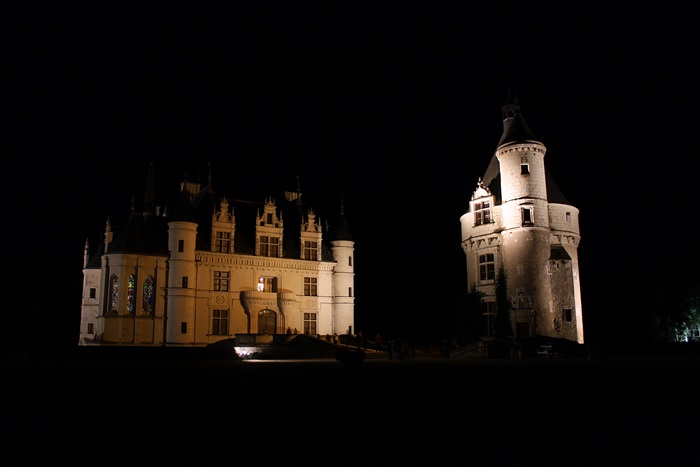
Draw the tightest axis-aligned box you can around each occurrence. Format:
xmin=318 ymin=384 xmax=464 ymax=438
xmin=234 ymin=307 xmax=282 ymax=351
xmin=4 ymin=2 xmax=698 ymax=355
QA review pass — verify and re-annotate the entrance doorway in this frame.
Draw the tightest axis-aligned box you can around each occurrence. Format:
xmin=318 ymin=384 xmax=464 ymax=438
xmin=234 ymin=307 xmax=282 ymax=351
xmin=258 ymin=309 xmax=277 ymax=334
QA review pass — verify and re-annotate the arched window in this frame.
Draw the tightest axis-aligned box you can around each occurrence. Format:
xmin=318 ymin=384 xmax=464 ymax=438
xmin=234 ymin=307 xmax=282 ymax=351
xmin=127 ymin=274 xmax=136 ymax=314
xmin=142 ymin=276 xmax=155 ymax=314
xmin=109 ymin=274 xmax=119 ymax=314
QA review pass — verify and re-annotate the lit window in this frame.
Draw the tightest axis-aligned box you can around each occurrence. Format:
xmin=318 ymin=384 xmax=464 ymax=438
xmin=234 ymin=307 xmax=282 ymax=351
xmin=214 ymin=231 xmax=231 ymax=253
xmin=127 ymin=274 xmax=136 ymax=314
xmin=304 ymin=312 xmax=317 ymax=335
xmin=474 ymin=201 xmax=491 ymax=226
xmin=303 ymin=240 xmax=318 ymax=260
xmin=258 ymin=276 xmax=276 ymax=293
xmin=142 ymin=276 xmax=155 ymax=314
xmin=213 ymin=271 xmax=229 ymax=291
xmin=479 ymin=253 xmax=495 ymax=281
xmin=304 ymin=277 xmax=318 ymax=296
xmin=212 ymin=309 xmax=229 ymax=335
xmin=109 ymin=275 xmax=119 ymax=313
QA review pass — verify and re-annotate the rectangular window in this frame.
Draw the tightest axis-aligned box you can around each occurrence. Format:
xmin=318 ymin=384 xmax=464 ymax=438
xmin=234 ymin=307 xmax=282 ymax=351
xmin=566 ymin=212 xmax=572 ymax=222
xmin=87 ymin=323 xmax=94 ymax=334
xmin=213 ymin=271 xmax=229 ymax=291
xmin=182 ymin=276 xmax=188 ymax=288
xmin=348 ymin=287 xmax=352 ymax=297
xmin=302 ymin=240 xmax=318 ymax=260
xmin=180 ymin=322 xmax=187 ymax=334
xmin=257 ymin=276 xmax=277 ymax=293
xmin=303 ymin=312 xmax=317 ymax=335
xmin=474 ymin=201 xmax=491 ymax=226
xmin=521 ymin=163 xmax=530 ymax=174
xmin=259 ymin=236 xmax=280 ymax=257
xmin=214 ymin=231 xmax=231 ymax=253
xmin=178 ymin=240 xmax=184 ymax=252
xmin=348 ymin=256 xmax=352 ymax=266
xmin=521 ymin=207 xmax=534 ymax=226
xmin=563 ymin=308 xmax=573 ymax=322
xmin=304 ymin=277 xmax=318 ymax=296
xmin=212 ymin=309 xmax=229 ymax=335
xmin=479 ymin=253 xmax=495 ymax=281
xmin=89 ymin=288 xmax=96 ymax=299
xmin=266 ymin=213 xmax=273 ymax=224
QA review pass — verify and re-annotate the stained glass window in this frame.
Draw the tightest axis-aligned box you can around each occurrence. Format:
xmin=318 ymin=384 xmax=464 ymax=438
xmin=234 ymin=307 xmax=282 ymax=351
xmin=109 ymin=275 xmax=119 ymax=313
xmin=142 ymin=276 xmax=154 ymax=314
xmin=127 ymin=275 xmax=136 ymax=314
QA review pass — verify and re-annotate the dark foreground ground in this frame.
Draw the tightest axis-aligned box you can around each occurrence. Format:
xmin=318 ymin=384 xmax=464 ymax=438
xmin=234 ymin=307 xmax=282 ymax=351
xmin=2 ymin=352 xmax=699 ymax=466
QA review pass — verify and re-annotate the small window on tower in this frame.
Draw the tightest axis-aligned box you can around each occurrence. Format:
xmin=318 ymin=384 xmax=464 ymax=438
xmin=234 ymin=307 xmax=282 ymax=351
xmin=89 ymin=288 xmax=96 ymax=299
xmin=521 ymin=207 xmax=534 ymax=226
xmin=178 ymin=240 xmax=184 ymax=252
xmin=563 ymin=308 xmax=573 ymax=322
xmin=479 ymin=253 xmax=495 ymax=281
xmin=566 ymin=212 xmax=572 ymax=222
xmin=521 ymin=163 xmax=530 ymax=175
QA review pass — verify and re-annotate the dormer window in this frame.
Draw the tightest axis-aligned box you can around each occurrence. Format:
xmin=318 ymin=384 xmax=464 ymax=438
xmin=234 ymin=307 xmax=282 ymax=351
xmin=259 ymin=236 xmax=279 ymax=257
xmin=474 ymin=200 xmax=491 ymax=226
xmin=303 ymin=240 xmax=318 ymax=260
xmin=213 ymin=231 xmax=231 ymax=253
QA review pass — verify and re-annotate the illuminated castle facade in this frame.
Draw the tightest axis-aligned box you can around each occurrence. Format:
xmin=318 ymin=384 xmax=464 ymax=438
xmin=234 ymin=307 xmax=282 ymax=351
xmin=460 ymin=100 xmax=584 ymax=343
xmin=79 ymin=169 xmax=355 ymax=346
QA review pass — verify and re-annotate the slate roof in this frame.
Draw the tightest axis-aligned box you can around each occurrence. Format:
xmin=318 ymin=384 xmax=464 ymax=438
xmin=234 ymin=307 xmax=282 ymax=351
xmin=481 ymin=101 xmax=571 ymax=206
xmin=88 ymin=174 xmax=348 ymax=264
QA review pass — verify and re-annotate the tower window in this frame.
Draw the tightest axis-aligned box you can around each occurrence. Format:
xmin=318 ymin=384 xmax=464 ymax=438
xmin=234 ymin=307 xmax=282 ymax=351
xmin=89 ymin=288 xmax=96 ymax=299
xmin=521 ymin=163 xmax=530 ymax=175
xmin=563 ymin=308 xmax=573 ymax=322
xmin=474 ymin=200 xmax=491 ymax=226
xmin=521 ymin=207 xmax=534 ymax=226
xmin=178 ymin=240 xmax=184 ymax=252
xmin=182 ymin=276 xmax=188 ymax=288
xmin=566 ymin=212 xmax=572 ymax=222
xmin=180 ymin=322 xmax=187 ymax=334
xmin=479 ymin=253 xmax=495 ymax=281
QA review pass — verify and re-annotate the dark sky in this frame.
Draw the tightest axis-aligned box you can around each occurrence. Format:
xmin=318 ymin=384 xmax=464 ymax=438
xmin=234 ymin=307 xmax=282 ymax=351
xmin=4 ymin=2 xmax=698 ymax=353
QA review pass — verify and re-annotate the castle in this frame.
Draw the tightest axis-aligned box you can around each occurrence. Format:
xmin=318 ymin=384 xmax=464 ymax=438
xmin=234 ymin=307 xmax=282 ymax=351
xmin=460 ymin=100 xmax=584 ymax=343
xmin=79 ymin=168 xmax=355 ymax=346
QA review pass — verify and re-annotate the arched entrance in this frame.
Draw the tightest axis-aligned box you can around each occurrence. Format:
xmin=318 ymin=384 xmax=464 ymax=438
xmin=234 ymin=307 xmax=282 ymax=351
xmin=258 ymin=309 xmax=277 ymax=334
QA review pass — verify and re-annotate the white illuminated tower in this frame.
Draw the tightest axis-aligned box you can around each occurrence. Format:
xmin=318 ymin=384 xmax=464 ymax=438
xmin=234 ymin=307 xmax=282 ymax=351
xmin=460 ymin=99 xmax=584 ymax=343
xmin=330 ymin=198 xmax=355 ymax=335
xmin=165 ymin=184 xmax=199 ymax=344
